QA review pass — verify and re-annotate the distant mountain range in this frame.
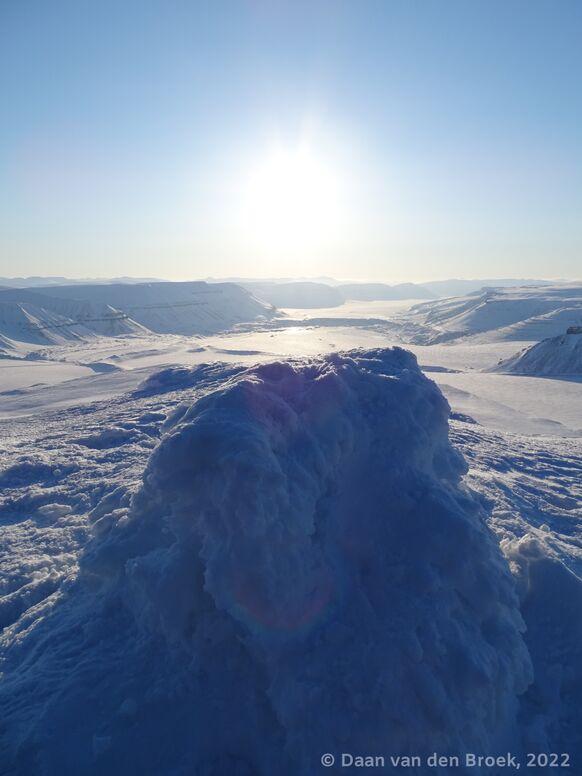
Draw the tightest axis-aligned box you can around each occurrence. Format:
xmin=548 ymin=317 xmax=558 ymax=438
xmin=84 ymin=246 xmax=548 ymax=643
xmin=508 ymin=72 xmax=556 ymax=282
xmin=241 ymin=281 xmax=345 ymax=308
xmin=420 ymin=278 xmax=554 ymax=298
xmin=240 ymin=278 xmax=557 ymax=308
xmin=0 ymin=276 xmax=163 ymax=288
xmin=1 ymin=276 xmax=557 ymax=301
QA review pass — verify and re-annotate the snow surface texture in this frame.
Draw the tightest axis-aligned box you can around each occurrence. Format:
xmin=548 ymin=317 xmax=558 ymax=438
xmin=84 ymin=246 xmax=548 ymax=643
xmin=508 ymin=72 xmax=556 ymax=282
xmin=453 ymin=424 xmax=582 ymax=761
xmin=0 ymin=349 xmax=534 ymax=775
xmin=494 ymin=329 xmax=582 ymax=375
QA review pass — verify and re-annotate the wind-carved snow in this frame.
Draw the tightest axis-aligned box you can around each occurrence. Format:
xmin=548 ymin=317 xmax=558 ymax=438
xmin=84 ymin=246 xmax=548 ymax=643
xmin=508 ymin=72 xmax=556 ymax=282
xmin=453 ymin=423 xmax=582 ymax=761
xmin=0 ymin=348 xmax=533 ymax=774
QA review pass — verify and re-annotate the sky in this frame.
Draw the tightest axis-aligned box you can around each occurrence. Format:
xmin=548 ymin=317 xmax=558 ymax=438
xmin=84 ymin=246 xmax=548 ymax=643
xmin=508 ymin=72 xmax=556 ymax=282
xmin=1 ymin=0 xmax=581 ymax=283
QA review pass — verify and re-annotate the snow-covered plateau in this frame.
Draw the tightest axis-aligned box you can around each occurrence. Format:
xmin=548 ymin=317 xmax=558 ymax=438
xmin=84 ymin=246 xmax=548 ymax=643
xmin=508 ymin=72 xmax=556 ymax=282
xmin=0 ymin=281 xmax=274 ymax=347
xmin=1 ymin=282 xmax=581 ymax=775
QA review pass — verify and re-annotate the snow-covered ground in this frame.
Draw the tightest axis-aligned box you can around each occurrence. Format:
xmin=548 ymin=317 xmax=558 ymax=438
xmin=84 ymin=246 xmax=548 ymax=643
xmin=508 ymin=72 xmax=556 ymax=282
xmin=1 ymin=289 xmax=581 ymax=774
xmin=0 ymin=359 xmax=95 ymax=392
xmin=279 ymin=298 xmax=427 ymax=320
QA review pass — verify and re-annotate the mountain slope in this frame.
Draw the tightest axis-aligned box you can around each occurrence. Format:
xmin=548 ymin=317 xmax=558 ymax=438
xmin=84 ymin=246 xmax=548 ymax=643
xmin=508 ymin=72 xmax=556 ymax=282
xmin=405 ymin=285 xmax=582 ymax=344
xmin=494 ymin=328 xmax=582 ymax=375
xmin=421 ymin=278 xmax=553 ymax=298
xmin=0 ymin=291 xmax=146 ymax=346
xmin=0 ymin=282 xmax=274 ymax=344
xmin=31 ymin=281 xmax=274 ymax=335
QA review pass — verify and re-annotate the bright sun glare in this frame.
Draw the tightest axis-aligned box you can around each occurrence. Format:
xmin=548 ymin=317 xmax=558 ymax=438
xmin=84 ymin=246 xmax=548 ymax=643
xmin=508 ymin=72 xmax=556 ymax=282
xmin=242 ymin=147 xmax=342 ymax=254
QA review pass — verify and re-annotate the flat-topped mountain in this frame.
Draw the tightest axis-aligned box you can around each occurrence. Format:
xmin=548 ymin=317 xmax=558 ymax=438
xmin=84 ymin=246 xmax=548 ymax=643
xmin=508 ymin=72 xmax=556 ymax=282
xmin=0 ymin=281 xmax=274 ymax=346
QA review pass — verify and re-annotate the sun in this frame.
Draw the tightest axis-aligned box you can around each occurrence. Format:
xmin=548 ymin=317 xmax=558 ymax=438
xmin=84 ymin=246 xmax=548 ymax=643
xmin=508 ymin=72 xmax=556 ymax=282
xmin=241 ymin=146 xmax=341 ymax=254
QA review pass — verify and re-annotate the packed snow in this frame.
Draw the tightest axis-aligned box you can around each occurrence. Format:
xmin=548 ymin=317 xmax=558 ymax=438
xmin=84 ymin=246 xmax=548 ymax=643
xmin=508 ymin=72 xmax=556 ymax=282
xmin=0 ymin=349 xmax=536 ymax=774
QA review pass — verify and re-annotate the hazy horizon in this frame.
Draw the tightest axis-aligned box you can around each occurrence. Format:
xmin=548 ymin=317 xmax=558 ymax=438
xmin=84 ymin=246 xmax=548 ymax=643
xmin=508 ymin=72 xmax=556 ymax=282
xmin=0 ymin=272 xmax=579 ymax=286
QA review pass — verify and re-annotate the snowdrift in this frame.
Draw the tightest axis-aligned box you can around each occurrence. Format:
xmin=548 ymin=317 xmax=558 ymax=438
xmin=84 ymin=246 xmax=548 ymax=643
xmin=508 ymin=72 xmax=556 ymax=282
xmin=494 ymin=329 xmax=582 ymax=375
xmin=502 ymin=534 xmax=582 ymax=759
xmin=0 ymin=349 xmax=532 ymax=774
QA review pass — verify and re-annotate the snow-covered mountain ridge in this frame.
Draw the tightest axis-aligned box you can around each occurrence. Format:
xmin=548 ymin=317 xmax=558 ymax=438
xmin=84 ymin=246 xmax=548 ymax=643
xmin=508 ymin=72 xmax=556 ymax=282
xmin=404 ymin=285 xmax=582 ymax=344
xmin=494 ymin=327 xmax=582 ymax=375
xmin=0 ymin=281 xmax=274 ymax=346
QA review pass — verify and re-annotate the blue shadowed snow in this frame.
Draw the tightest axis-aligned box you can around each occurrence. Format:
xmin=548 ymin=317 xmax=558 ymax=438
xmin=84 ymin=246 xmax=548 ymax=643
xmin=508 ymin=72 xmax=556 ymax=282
xmin=0 ymin=348 xmax=535 ymax=774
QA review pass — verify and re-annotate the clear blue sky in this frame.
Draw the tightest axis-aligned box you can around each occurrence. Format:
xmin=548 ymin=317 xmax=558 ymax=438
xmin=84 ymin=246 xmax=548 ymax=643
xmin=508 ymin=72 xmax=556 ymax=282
xmin=1 ymin=0 xmax=580 ymax=281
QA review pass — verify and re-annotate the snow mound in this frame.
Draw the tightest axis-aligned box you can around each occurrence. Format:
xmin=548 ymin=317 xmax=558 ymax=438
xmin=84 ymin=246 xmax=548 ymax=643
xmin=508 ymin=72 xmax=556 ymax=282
xmin=85 ymin=361 xmax=122 ymax=374
xmin=46 ymin=347 xmax=530 ymax=774
xmin=134 ymin=362 xmax=245 ymax=396
xmin=502 ymin=535 xmax=582 ymax=757
xmin=493 ymin=329 xmax=582 ymax=375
